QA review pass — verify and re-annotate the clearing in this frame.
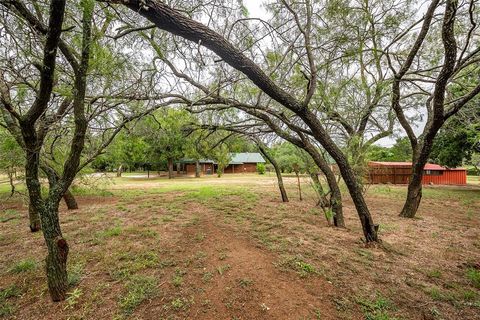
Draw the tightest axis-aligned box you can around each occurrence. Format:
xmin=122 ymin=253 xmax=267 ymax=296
xmin=0 ymin=173 xmax=479 ymax=319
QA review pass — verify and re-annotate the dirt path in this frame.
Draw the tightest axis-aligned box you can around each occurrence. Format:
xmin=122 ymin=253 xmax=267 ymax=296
xmin=137 ymin=205 xmax=340 ymax=320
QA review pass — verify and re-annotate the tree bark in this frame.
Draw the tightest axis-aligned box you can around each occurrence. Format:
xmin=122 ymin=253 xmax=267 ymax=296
xmin=116 ymin=164 xmax=123 ymax=177
xmin=28 ymin=203 xmax=41 ymax=232
xmin=258 ymin=144 xmax=288 ymax=202
xmin=195 ymin=160 xmax=200 ymax=178
xmin=43 ymin=201 xmax=69 ymax=302
xmin=63 ymin=189 xmax=78 ymax=210
xmin=168 ymin=158 xmax=174 ymax=179
xmin=295 ymin=171 xmax=303 ymax=201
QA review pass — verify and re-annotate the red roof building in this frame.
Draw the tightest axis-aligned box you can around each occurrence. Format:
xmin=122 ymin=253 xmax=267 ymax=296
xmin=368 ymin=161 xmax=467 ymax=185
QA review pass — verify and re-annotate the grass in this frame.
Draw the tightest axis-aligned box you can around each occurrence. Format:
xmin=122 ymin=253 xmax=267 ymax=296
xmin=119 ymin=275 xmax=157 ymax=316
xmin=466 ymin=268 xmax=480 ymax=289
xmin=357 ymin=294 xmax=398 ymax=320
xmin=0 ymin=285 xmax=21 ymax=317
xmin=9 ymin=259 xmax=37 ymax=274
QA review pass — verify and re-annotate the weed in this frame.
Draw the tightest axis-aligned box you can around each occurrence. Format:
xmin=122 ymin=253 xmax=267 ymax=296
xmin=119 ymin=275 xmax=157 ymax=315
xmin=172 ymin=269 xmax=186 ymax=287
xmin=238 ymin=278 xmax=253 ymax=288
xmin=427 ymin=269 xmax=442 ymax=279
xmin=0 ymin=285 xmax=21 ymax=317
xmin=202 ymin=272 xmax=213 ymax=283
xmin=105 ymin=226 xmax=122 ymax=237
xmin=68 ymin=261 xmax=85 ymax=287
xmin=171 ymin=297 xmax=190 ymax=311
xmin=64 ymin=288 xmax=83 ymax=309
xmin=217 ymin=264 xmax=231 ymax=275
xmin=357 ymin=294 xmax=398 ymax=320
xmin=466 ymin=268 xmax=480 ymax=288
xmin=9 ymin=259 xmax=37 ymax=274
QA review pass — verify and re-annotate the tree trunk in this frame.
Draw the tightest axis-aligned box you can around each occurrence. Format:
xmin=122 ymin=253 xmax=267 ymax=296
xmin=258 ymin=144 xmax=288 ymax=202
xmin=28 ymin=203 xmax=41 ymax=232
xmin=63 ymin=189 xmax=78 ymax=210
xmin=301 ymin=141 xmax=345 ymax=228
xmin=42 ymin=201 xmax=69 ymax=301
xmin=168 ymin=158 xmax=174 ymax=179
xmin=116 ymin=165 xmax=123 ymax=177
xmin=400 ymin=151 xmax=427 ymax=218
xmin=195 ymin=160 xmax=200 ymax=178
xmin=295 ymin=172 xmax=303 ymax=201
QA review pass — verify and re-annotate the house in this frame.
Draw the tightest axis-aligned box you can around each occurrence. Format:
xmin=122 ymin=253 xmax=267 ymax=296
xmin=178 ymin=153 xmax=266 ymax=175
xmin=368 ymin=161 xmax=467 ymax=185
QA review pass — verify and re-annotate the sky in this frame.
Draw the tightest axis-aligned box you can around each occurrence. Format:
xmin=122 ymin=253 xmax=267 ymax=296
xmin=241 ymin=0 xmax=423 ymax=148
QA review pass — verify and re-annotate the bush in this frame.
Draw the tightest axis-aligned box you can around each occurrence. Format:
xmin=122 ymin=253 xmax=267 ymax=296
xmin=256 ymin=163 xmax=266 ymax=174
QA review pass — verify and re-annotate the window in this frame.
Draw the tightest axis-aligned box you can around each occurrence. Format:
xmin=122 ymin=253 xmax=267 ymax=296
xmin=425 ymin=170 xmax=442 ymax=176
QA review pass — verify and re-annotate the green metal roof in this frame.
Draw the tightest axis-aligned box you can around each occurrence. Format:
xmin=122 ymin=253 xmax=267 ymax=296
xmin=229 ymin=153 xmax=266 ymax=164
xmin=178 ymin=153 xmax=265 ymax=165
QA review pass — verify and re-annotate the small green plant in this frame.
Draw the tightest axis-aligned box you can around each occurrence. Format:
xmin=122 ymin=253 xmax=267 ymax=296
xmin=427 ymin=269 xmax=442 ymax=279
xmin=68 ymin=261 xmax=85 ymax=287
xmin=0 ymin=285 xmax=21 ymax=317
xmin=296 ymin=261 xmax=316 ymax=277
xmin=64 ymin=288 xmax=83 ymax=309
xmin=101 ymin=226 xmax=122 ymax=238
xmin=217 ymin=264 xmax=231 ymax=275
xmin=466 ymin=268 xmax=480 ymax=288
xmin=172 ymin=269 xmax=186 ymax=287
xmin=358 ymin=294 xmax=398 ymax=320
xmin=171 ymin=297 xmax=190 ymax=311
xmin=202 ymin=271 xmax=213 ymax=283
xmin=9 ymin=259 xmax=37 ymax=274
xmin=238 ymin=278 xmax=253 ymax=288
xmin=119 ymin=275 xmax=157 ymax=315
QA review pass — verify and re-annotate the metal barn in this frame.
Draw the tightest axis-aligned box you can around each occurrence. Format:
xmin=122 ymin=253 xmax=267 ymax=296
xmin=368 ymin=162 xmax=467 ymax=185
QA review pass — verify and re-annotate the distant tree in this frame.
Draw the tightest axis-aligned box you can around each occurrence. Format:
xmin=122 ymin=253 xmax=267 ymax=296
xmin=367 ymin=137 xmax=412 ymax=162
xmin=430 ymin=106 xmax=480 ymax=168
xmin=0 ymin=128 xmax=23 ymax=196
xmin=141 ymin=109 xmax=193 ymax=179
xmin=213 ymin=145 xmax=231 ymax=178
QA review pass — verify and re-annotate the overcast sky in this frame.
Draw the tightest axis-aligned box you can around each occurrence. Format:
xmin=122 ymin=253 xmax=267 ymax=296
xmin=241 ymin=0 xmax=419 ymax=147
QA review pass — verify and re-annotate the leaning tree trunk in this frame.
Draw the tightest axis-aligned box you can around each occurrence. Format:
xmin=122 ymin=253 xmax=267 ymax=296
xmin=63 ymin=189 xmax=78 ymax=210
xmin=195 ymin=160 xmax=200 ymax=178
xmin=168 ymin=158 xmax=174 ymax=179
xmin=258 ymin=145 xmax=288 ymax=202
xmin=28 ymin=203 xmax=41 ymax=232
xmin=302 ymin=141 xmax=345 ymax=228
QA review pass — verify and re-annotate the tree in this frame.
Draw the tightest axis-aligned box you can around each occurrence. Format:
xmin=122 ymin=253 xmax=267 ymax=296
xmin=389 ymin=0 xmax=480 ymax=218
xmin=114 ymin=0 xmax=379 ymax=241
xmin=430 ymin=105 xmax=480 ymax=168
xmin=141 ymin=109 xmax=193 ymax=179
xmin=0 ymin=128 xmax=23 ymax=196
xmin=367 ymin=137 xmax=412 ymax=162
xmin=0 ymin=0 xmax=182 ymax=300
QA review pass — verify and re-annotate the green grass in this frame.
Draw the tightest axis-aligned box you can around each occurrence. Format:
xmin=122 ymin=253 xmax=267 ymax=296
xmin=9 ymin=259 xmax=37 ymax=274
xmin=119 ymin=275 xmax=157 ymax=316
xmin=110 ymin=251 xmax=159 ymax=280
xmin=466 ymin=268 xmax=480 ymax=289
xmin=0 ymin=285 xmax=21 ymax=317
xmin=357 ymin=294 xmax=398 ymax=320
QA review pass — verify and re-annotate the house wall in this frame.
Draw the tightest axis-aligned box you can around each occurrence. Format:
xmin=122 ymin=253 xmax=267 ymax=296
xmin=422 ymin=170 xmax=466 ymax=185
xmin=224 ymin=163 xmax=257 ymax=173
xmin=368 ymin=166 xmax=467 ymax=185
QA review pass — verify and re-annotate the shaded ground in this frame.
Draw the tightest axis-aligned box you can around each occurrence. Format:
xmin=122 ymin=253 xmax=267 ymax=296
xmin=0 ymin=173 xmax=479 ymax=319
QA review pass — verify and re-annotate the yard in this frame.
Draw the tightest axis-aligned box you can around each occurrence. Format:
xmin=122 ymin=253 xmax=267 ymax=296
xmin=0 ymin=174 xmax=479 ymax=319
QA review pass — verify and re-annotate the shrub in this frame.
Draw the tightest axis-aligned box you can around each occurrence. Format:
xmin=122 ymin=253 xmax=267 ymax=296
xmin=256 ymin=163 xmax=266 ymax=174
